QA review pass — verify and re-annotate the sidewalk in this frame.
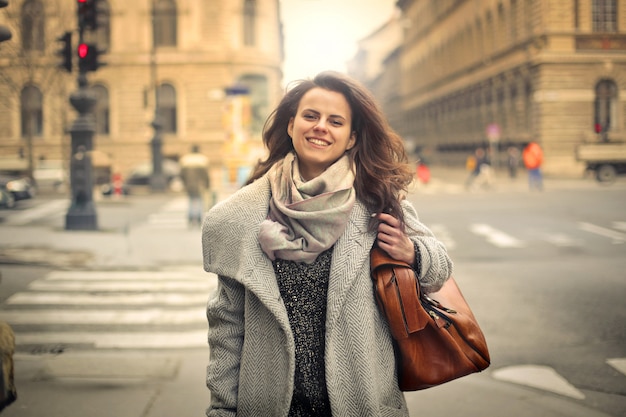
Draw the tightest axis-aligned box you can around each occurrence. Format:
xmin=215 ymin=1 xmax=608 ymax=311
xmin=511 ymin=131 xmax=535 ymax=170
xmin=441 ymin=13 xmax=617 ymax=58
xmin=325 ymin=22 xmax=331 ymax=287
xmin=0 ymin=176 xmax=621 ymax=417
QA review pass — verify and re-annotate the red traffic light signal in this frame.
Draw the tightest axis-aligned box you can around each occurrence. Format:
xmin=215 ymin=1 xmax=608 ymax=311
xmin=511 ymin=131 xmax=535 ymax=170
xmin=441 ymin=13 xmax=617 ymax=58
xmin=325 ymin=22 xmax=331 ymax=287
xmin=0 ymin=0 xmax=11 ymax=44
xmin=77 ymin=0 xmax=100 ymax=30
xmin=56 ymin=32 xmax=73 ymax=72
xmin=77 ymin=42 xmax=105 ymax=72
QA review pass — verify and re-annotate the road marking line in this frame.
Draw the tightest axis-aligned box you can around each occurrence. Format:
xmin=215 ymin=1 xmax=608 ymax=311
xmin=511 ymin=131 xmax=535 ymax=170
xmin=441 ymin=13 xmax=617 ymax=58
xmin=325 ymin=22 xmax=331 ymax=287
xmin=470 ymin=223 xmax=525 ymax=248
xmin=578 ymin=222 xmax=626 ymax=244
xmin=429 ymin=224 xmax=456 ymax=250
xmin=14 ymin=330 xmax=207 ymax=349
xmin=1 ymin=308 xmax=206 ymax=325
xmin=46 ymin=270 xmax=212 ymax=281
xmin=612 ymin=221 xmax=626 ymax=232
xmin=28 ymin=280 xmax=214 ymax=292
xmin=607 ymin=358 xmax=626 ymax=375
xmin=5 ymin=199 xmax=68 ymax=225
xmin=6 ymin=292 xmax=211 ymax=306
xmin=492 ymin=365 xmax=585 ymax=399
xmin=542 ymin=233 xmax=583 ymax=247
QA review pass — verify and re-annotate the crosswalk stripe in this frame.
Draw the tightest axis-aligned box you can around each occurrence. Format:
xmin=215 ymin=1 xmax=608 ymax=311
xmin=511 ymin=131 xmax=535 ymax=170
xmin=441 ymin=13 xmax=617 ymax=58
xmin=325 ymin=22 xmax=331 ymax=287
xmin=611 ymin=221 xmax=626 ymax=232
xmin=542 ymin=233 xmax=583 ymax=247
xmin=45 ymin=270 xmax=211 ymax=281
xmin=143 ymin=196 xmax=189 ymax=229
xmin=492 ymin=365 xmax=585 ymax=400
xmin=1 ymin=308 xmax=205 ymax=325
xmin=28 ymin=280 xmax=214 ymax=292
xmin=578 ymin=222 xmax=626 ymax=243
xmin=429 ymin=224 xmax=456 ymax=250
xmin=15 ymin=330 xmax=207 ymax=349
xmin=6 ymin=292 xmax=211 ymax=306
xmin=469 ymin=223 xmax=525 ymax=248
xmin=607 ymin=358 xmax=626 ymax=375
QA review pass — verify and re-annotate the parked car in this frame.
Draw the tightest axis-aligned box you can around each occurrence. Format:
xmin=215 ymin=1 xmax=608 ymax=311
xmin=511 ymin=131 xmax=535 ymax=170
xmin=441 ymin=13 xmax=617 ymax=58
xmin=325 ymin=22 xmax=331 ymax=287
xmin=33 ymin=160 xmax=68 ymax=192
xmin=0 ymin=175 xmax=35 ymax=201
xmin=101 ymin=159 xmax=182 ymax=196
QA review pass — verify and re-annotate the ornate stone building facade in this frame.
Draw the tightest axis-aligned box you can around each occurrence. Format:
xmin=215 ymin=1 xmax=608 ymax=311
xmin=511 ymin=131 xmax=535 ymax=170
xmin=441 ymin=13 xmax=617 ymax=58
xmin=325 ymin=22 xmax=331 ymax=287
xmin=0 ymin=0 xmax=283 ymax=184
xmin=354 ymin=0 xmax=626 ymax=175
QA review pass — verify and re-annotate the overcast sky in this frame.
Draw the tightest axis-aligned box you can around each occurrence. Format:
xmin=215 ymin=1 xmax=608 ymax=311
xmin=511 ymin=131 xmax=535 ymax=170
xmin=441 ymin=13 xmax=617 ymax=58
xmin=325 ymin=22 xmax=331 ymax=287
xmin=279 ymin=0 xmax=397 ymax=84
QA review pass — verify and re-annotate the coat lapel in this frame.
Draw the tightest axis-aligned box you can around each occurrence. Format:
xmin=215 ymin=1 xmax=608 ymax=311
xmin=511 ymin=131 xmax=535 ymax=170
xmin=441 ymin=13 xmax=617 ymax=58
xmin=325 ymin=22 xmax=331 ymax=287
xmin=203 ymin=177 xmax=288 ymax=328
xmin=325 ymin=201 xmax=376 ymax=335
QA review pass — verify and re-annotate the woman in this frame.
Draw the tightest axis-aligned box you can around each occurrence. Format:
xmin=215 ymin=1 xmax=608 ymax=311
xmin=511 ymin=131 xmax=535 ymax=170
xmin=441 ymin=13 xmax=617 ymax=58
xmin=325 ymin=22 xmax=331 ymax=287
xmin=202 ymin=71 xmax=453 ymax=416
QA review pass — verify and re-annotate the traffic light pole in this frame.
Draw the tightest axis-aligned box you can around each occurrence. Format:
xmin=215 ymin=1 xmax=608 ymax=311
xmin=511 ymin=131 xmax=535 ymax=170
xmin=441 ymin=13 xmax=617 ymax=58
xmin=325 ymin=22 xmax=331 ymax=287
xmin=65 ymin=73 xmax=98 ymax=230
xmin=149 ymin=2 xmax=166 ymax=192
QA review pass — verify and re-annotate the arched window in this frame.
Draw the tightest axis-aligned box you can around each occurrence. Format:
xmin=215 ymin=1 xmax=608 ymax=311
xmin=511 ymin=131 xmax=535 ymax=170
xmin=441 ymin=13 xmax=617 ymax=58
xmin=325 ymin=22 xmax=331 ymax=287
xmin=243 ymin=0 xmax=256 ymax=46
xmin=21 ymin=0 xmax=45 ymax=52
xmin=92 ymin=84 xmax=110 ymax=135
xmin=21 ymin=85 xmax=43 ymax=137
xmin=592 ymin=0 xmax=617 ymax=32
xmin=157 ymin=83 xmax=177 ymax=133
xmin=153 ymin=0 xmax=177 ymax=47
xmin=594 ymin=79 xmax=618 ymax=136
xmin=238 ymin=74 xmax=268 ymax=133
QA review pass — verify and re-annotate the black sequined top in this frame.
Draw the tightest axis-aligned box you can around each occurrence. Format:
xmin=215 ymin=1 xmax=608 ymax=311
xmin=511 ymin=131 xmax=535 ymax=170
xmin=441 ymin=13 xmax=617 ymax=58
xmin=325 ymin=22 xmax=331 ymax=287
xmin=273 ymin=248 xmax=334 ymax=417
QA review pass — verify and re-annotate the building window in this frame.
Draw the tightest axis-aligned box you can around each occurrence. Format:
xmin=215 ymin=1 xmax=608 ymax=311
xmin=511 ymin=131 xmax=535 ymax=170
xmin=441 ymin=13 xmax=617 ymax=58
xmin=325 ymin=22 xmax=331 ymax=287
xmin=594 ymin=79 xmax=617 ymax=136
xmin=92 ymin=84 xmax=110 ymax=135
xmin=243 ymin=0 xmax=256 ymax=46
xmin=592 ymin=0 xmax=617 ymax=32
xmin=238 ymin=74 xmax=268 ymax=133
xmin=510 ymin=0 xmax=518 ymax=41
xmin=157 ymin=83 xmax=177 ymax=133
xmin=21 ymin=85 xmax=43 ymax=137
xmin=96 ymin=0 xmax=111 ymax=51
xmin=153 ymin=0 xmax=177 ymax=47
xmin=21 ymin=0 xmax=45 ymax=52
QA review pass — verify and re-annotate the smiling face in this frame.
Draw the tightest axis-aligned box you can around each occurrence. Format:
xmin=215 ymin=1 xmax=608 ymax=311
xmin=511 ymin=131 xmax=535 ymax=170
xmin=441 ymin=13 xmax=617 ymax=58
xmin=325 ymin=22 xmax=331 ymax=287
xmin=287 ymin=87 xmax=356 ymax=181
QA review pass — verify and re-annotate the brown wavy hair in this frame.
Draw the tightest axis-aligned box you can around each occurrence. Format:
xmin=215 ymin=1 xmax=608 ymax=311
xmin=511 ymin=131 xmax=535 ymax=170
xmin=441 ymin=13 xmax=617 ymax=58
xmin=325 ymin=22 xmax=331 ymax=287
xmin=247 ymin=71 xmax=414 ymax=230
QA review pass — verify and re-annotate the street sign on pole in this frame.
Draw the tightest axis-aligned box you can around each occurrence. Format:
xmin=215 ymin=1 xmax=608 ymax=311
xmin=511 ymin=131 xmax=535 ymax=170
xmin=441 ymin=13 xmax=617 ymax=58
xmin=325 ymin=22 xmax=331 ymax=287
xmin=486 ymin=123 xmax=501 ymax=142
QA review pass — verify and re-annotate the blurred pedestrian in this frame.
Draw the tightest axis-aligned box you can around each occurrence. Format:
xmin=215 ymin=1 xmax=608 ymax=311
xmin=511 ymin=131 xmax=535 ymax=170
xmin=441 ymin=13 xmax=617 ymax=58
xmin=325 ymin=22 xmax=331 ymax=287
xmin=179 ymin=145 xmax=210 ymax=226
xmin=522 ymin=141 xmax=544 ymax=191
xmin=507 ymin=146 xmax=520 ymax=179
xmin=201 ymin=71 xmax=452 ymax=416
xmin=465 ymin=147 xmax=493 ymax=190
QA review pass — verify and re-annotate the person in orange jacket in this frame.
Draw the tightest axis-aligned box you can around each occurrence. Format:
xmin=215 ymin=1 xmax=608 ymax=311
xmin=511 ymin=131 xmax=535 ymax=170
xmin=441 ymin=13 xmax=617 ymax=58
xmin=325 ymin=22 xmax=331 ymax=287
xmin=522 ymin=141 xmax=543 ymax=191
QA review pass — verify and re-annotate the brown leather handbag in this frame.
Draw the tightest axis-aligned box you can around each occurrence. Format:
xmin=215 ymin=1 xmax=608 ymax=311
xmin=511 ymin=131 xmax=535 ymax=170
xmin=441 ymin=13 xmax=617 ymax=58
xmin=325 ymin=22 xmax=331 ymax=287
xmin=370 ymin=246 xmax=490 ymax=390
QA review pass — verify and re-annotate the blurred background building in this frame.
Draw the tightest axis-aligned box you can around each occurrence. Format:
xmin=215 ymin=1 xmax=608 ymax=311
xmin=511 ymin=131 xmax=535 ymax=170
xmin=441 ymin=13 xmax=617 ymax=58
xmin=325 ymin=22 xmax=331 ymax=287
xmin=0 ymin=0 xmax=283 ymax=188
xmin=350 ymin=0 xmax=626 ymax=176
xmin=2 ymin=0 xmax=625 ymax=183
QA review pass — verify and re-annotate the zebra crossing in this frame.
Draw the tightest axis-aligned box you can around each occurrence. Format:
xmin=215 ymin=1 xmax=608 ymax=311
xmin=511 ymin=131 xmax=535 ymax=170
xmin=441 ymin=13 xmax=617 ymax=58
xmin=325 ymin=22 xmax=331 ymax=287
xmin=429 ymin=220 xmax=626 ymax=251
xmin=144 ymin=196 xmax=189 ymax=229
xmin=2 ymin=268 xmax=217 ymax=351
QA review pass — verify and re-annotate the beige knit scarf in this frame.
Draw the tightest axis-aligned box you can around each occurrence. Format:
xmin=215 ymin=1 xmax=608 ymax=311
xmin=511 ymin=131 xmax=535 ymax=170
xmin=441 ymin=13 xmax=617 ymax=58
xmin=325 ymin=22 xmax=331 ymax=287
xmin=258 ymin=152 xmax=356 ymax=264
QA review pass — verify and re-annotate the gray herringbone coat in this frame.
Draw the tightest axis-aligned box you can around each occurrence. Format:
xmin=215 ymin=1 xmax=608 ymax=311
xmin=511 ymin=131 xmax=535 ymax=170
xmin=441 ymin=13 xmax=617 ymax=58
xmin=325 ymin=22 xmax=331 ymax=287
xmin=202 ymin=175 xmax=452 ymax=417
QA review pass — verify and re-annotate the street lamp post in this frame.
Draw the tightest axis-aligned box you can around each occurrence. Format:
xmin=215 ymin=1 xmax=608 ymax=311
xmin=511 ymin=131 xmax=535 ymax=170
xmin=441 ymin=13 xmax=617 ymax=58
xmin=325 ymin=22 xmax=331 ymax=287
xmin=65 ymin=73 xmax=98 ymax=230
xmin=149 ymin=1 xmax=166 ymax=192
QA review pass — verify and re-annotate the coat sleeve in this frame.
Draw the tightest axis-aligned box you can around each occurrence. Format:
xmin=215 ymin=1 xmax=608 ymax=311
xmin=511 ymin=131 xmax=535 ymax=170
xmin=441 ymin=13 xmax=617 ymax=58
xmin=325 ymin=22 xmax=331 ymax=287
xmin=402 ymin=199 xmax=453 ymax=293
xmin=205 ymin=275 xmax=245 ymax=417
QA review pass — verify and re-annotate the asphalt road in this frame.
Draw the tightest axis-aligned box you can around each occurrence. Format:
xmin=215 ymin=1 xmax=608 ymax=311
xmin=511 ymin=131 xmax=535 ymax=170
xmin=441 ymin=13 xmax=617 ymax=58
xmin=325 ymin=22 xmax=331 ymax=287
xmin=1 ymin=175 xmax=625 ymax=416
xmin=407 ymin=183 xmax=626 ymax=416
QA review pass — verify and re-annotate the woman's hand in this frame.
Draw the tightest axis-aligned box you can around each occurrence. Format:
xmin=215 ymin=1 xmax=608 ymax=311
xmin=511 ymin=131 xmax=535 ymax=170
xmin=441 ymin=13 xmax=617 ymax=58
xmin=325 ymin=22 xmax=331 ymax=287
xmin=374 ymin=213 xmax=415 ymax=264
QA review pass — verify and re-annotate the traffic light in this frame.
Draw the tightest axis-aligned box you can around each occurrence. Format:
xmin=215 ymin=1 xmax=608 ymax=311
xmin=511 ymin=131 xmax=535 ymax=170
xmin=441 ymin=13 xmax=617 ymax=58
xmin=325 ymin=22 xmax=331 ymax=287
xmin=77 ymin=0 xmax=100 ymax=31
xmin=56 ymin=32 xmax=72 ymax=72
xmin=0 ymin=0 xmax=11 ymax=44
xmin=77 ymin=42 xmax=104 ymax=72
